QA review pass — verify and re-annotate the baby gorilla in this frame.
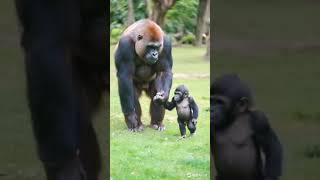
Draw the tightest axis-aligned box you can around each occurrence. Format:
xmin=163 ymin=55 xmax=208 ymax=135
xmin=156 ymin=85 xmax=199 ymax=138
xmin=211 ymin=74 xmax=283 ymax=180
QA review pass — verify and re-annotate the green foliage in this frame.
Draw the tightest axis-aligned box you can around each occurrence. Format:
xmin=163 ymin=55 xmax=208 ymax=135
xmin=110 ymin=0 xmax=127 ymax=29
xmin=110 ymin=28 xmax=123 ymax=44
xmin=110 ymin=0 xmax=199 ymax=34
xmin=165 ymin=0 xmax=199 ymax=34
xmin=134 ymin=0 xmax=148 ymax=20
xmin=181 ymin=34 xmax=196 ymax=44
xmin=110 ymin=0 xmax=148 ymax=30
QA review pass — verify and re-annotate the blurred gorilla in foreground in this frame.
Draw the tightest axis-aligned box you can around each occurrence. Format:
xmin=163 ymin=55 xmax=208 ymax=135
xmin=211 ymin=74 xmax=283 ymax=180
xmin=15 ymin=0 xmax=107 ymax=179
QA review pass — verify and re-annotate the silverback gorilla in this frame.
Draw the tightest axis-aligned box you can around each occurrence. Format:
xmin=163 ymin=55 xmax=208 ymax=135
xmin=15 ymin=0 xmax=107 ymax=179
xmin=115 ymin=19 xmax=173 ymax=132
xmin=211 ymin=74 xmax=283 ymax=180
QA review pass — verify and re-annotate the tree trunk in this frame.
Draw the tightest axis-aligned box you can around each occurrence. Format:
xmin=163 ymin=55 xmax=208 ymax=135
xmin=204 ymin=0 xmax=210 ymax=58
xmin=149 ymin=0 xmax=177 ymax=27
xmin=194 ymin=0 xmax=209 ymax=46
xmin=127 ymin=0 xmax=135 ymax=26
xmin=205 ymin=31 xmax=210 ymax=58
xmin=145 ymin=0 xmax=152 ymax=19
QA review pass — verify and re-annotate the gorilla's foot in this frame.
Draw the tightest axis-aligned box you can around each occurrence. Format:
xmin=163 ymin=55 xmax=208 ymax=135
xmin=125 ymin=112 xmax=140 ymax=132
xmin=137 ymin=123 xmax=145 ymax=132
xmin=128 ymin=123 xmax=144 ymax=132
xmin=190 ymin=132 xmax=196 ymax=137
xmin=149 ymin=124 xmax=166 ymax=131
xmin=177 ymin=135 xmax=186 ymax=141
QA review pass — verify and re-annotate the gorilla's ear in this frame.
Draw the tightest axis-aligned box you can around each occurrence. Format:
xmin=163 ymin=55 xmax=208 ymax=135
xmin=236 ymin=97 xmax=249 ymax=113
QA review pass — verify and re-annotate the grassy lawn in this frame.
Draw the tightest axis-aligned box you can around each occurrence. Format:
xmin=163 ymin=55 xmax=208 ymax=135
xmin=110 ymin=45 xmax=210 ymax=180
xmin=213 ymin=1 xmax=320 ymax=179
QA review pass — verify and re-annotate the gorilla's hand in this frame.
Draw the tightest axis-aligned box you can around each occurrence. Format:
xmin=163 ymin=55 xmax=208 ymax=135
xmin=192 ymin=118 xmax=198 ymax=125
xmin=153 ymin=90 xmax=167 ymax=105
xmin=125 ymin=112 xmax=139 ymax=132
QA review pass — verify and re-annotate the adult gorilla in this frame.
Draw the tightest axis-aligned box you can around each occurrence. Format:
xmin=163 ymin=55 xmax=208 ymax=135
xmin=115 ymin=19 xmax=173 ymax=132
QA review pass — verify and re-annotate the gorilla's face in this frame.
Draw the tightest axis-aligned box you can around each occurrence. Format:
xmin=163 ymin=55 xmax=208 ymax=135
xmin=173 ymin=86 xmax=189 ymax=103
xmin=136 ymin=34 xmax=163 ymax=65
xmin=211 ymin=94 xmax=250 ymax=129
xmin=211 ymin=95 xmax=233 ymax=128
xmin=174 ymin=91 xmax=183 ymax=102
xmin=144 ymin=42 xmax=161 ymax=64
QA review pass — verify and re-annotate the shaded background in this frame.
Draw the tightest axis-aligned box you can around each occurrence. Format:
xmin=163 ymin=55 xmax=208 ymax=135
xmin=0 ymin=1 xmax=108 ymax=179
xmin=212 ymin=0 xmax=320 ymax=179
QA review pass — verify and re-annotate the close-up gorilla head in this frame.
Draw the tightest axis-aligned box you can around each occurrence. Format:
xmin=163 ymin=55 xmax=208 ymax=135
xmin=134 ymin=21 xmax=164 ymax=65
xmin=211 ymin=74 xmax=254 ymax=129
xmin=174 ymin=85 xmax=189 ymax=102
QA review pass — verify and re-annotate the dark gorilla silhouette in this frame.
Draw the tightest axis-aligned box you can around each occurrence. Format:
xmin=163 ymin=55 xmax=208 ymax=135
xmin=14 ymin=0 xmax=107 ymax=179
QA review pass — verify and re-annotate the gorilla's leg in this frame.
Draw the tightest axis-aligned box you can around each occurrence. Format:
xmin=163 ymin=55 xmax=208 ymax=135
xmin=134 ymin=86 xmax=144 ymax=131
xmin=146 ymin=85 xmax=165 ymax=131
xmin=187 ymin=120 xmax=196 ymax=134
xmin=178 ymin=119 xmax=187 ymax=137
xmin=149 ymin=101 xmax=166 ymax=131
xmin=78 ymin=122 xmax=100 ymax=180
xmin=73 ymin=60 xmax=104 ymax=180
xmin=16 ymin=1 xmax=85 ymax=179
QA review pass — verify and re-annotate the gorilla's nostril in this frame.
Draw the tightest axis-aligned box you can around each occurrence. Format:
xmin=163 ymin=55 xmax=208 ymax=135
xmin=152 ymin=52 xmax=158 ymax=57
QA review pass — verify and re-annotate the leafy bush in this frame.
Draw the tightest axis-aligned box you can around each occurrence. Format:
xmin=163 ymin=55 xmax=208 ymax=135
xmin=110 ymin=0 xmax=199 ymax=35
xmin=165 ymin=0 xmax=198 ymax=34
xmin=110 ymin=28 xmax=123 ymax=44
xmin=181 ymin=34 xmax=196 ymax=44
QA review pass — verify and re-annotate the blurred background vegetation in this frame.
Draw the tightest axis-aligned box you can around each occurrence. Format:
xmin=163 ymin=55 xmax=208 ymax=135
xmin=110 ymin=0 xmax=210 ymax=58
xmin=212 ymin=0 xmax=320 ymax=179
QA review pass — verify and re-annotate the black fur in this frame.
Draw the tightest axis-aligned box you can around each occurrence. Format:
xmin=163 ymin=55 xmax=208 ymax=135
xmin=14 ymin=0 xmax=107 ymax=179
xmin=211 ymin=74 xmax=283 ymax=180
xmin=164 ymin=85 xmax=199 ymax=137
xmin=115 ymin=29 xmax=173 ymax=131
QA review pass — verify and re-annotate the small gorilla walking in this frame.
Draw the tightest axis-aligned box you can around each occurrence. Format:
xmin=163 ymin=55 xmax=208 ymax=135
xmin=159 ymin=85 xmax=199 ymax=138
xmin=211 ymin=74 xmax=283 ymax=180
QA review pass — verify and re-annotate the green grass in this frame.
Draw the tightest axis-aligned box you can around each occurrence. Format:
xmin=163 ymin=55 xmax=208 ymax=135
xmin=110 ymin=45 xmax=210 ymax=180
xmin=213 ymin=1 xmax=320 ymax=179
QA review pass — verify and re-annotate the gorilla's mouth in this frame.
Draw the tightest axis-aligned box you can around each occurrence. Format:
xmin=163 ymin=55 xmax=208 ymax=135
xmin=146 ymin=58 xmax=158 ymax=64
xmin=145 ymin=53 xmax=158 ymax=64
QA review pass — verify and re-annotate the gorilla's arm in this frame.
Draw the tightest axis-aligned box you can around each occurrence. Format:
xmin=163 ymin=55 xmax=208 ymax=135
xmin=189 ymin=96 xmax=199 ymax=119
xmin=164 ymin=97 xmax=176 ymax=110
xmin=251 ymin=111 xmax=283 ymax=180
xmin=115 ymin=37 xmax=136 ymax=115
xmin=154 ymin=36 xmax=173 ymax=102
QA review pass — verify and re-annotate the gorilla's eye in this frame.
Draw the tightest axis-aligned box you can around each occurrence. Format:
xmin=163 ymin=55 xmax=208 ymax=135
xmin=137 ymin=35 xmax=143 ymax=41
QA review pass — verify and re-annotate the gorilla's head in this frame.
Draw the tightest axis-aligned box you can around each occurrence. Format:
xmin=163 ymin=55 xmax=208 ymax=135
xmin=211 ymin=74 xmax=253 ymax=129
xmin=173 ymin=85 xmax=189 ymax=102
